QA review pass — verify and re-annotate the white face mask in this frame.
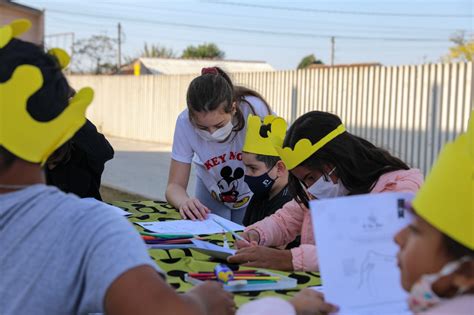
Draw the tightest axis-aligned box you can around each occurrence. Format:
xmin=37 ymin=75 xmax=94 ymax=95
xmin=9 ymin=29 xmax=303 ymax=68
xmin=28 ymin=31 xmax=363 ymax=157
xmin=408 ymin=257 xmax=471 ymax=313
xmin=195 ymin=120 xmax=234 ymax=142
xmin=307 ymin=167 xmax=349 ymax=199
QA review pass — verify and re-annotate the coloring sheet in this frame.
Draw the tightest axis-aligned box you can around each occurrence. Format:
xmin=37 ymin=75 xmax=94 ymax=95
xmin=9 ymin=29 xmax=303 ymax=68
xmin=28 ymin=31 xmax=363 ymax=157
xmin=136 ymin=214 xmax=244 ymax=235
xmin=310 ymin=192 xmax=415 ymax=315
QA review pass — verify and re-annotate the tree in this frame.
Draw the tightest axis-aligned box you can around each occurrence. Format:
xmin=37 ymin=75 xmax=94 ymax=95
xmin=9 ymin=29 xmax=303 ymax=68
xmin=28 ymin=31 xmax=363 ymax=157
xmin=141 ymin=43 xmax=176 ymax=58
xmin=444 ymin=31 xmax=474 ymax=62
xmin=297 ymin=54 xmax=324 ymax=69
xmin=181 ymin=43 xmax=225 ymax=59
xmin=73 ymin=35 xmax=118 ymax=74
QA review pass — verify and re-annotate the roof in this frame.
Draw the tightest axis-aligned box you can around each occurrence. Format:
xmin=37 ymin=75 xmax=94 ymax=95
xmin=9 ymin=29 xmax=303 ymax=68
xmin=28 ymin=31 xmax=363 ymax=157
xmin=137 ymin=57 xmax=275 ymax=75
xmin=308 ymin=63 xmax=382 ymax=69
xmin=0 ymin=0 xmax=43 ymax=15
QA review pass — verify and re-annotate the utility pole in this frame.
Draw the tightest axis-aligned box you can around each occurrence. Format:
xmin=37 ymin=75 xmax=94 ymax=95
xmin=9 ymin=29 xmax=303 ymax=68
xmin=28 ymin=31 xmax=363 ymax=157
xmin=331 ymin=36 xmax=335 ymax=66
xmin=117 ymin=22 xmax=122 ymax=71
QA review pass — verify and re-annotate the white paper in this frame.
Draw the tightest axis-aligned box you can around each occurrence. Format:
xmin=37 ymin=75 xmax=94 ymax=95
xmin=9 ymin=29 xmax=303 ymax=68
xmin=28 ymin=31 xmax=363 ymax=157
xmin=136 ymin=214 xmax=244 ymax=235
xmin=309 ymin=285 xmax=324 ymax=293
xmin=191 ymin=239 xmax=236 ymax=259
xmin=310 ymin=192 xmax=414 ymax=315
xmin=82 ymin=198 xmax=132 ymax=216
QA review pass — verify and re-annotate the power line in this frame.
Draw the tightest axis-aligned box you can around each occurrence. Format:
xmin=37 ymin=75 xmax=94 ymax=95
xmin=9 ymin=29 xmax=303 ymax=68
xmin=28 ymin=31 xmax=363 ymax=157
xmin=45 ymin=13 xmax=452 ymax=52
xmin=47 ymin=8 xmax=450 ymax=42
xmin=207 ymin=1 xmax=473 ymax=18
xmin=98 ymin=1 xmax=469 ymax=33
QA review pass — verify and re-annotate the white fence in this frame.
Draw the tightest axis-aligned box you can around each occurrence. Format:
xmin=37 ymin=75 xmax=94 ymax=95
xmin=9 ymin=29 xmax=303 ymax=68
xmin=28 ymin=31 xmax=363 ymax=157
xmin=69 ymin=62 xmax=473 ymax=175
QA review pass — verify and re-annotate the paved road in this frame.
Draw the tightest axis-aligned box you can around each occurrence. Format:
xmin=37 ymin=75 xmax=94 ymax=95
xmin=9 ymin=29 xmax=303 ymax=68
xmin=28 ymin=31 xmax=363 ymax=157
xmin=102 ymin=136 xmax=196 ymax=201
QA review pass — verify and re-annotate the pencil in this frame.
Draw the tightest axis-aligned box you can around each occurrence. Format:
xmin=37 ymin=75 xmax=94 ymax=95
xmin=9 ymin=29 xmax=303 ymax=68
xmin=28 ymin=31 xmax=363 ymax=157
xmin=212 ymin=218 xmax=249 ymax=244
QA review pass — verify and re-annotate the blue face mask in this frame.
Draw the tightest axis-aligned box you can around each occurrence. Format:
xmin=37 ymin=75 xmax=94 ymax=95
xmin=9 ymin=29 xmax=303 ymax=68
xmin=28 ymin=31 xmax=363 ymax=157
xmin=244 ymin=165 xmax=277 ymax=199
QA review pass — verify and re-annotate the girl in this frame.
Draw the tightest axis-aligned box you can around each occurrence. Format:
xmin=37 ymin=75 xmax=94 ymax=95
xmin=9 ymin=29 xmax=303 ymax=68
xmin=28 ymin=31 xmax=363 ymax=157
xmin=229 ymin=111 xmax=423 ymax=271
xmin=238 ymin=116 xmax=474 ymax=314
xmin=166 ymin=67 xmax=271 ymax=224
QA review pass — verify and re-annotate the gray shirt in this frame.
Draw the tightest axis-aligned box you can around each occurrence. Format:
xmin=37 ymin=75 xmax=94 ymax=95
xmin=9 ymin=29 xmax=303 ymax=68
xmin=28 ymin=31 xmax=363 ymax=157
xmin=0 ymin=185 xmax=160 ymax=315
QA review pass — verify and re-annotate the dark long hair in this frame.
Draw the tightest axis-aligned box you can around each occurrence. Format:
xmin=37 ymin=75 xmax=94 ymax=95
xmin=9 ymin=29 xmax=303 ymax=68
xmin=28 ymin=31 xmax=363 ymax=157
xmin=186 ymin=67 xmax=271 ymax=140
xmin=0 ymin=38 xmax=70 ymax=167
xmin=285 ymin=111 xmax=410 ymax=207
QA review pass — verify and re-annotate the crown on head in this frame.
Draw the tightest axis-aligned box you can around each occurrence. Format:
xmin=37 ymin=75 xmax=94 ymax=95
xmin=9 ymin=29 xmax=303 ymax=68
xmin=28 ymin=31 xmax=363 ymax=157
xmin=243 ymin=114 xmax=287 ymax=157
xmin=0 ymin=19 xmax=94 ymax=164
xmin=413 ymin=110 xmax=474 ymax=250
xmin=270 ymin=124 xmax=346 ymax=170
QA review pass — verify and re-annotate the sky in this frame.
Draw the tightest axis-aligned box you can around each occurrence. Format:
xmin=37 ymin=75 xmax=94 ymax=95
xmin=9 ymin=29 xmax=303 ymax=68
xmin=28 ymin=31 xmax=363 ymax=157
xmin=20 ymin=0 xmax=474 ymax=70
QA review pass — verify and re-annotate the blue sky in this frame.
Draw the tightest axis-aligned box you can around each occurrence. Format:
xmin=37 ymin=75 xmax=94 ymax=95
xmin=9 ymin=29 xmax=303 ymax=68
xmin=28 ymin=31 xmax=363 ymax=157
xmin=21 ymin=0 xmax=474 ymax=70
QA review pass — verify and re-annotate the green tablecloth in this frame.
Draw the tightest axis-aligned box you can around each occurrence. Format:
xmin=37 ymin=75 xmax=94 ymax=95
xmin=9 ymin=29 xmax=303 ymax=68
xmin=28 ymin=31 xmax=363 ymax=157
xmin=112 ymin=200 xmax=321 ymax=306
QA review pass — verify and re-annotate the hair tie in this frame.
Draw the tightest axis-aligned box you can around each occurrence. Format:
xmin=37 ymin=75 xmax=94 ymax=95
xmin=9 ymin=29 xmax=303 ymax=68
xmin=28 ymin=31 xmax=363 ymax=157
xmin=201 ymin=67 xmax=219 ymax=75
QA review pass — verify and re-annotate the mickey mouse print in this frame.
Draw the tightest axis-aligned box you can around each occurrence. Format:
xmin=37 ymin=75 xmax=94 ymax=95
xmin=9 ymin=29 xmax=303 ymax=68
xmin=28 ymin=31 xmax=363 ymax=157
xmin=201 ymin=150 xmax=252 ymax=209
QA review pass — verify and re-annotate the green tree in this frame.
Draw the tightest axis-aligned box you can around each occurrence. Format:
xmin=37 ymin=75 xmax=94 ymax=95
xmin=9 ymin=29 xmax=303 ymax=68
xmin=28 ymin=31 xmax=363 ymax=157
xmin=141 ymin=43 xmax=176 ymax=58
xmin=444 ymin=31 xmax=474 ymax=62
xmin=181 ymin=43 xmax=225 ymax=59
xmin=73 ymin=35 xmax=117 ymax=74
xmin=297 ymin=54 xmax=324 ymax=69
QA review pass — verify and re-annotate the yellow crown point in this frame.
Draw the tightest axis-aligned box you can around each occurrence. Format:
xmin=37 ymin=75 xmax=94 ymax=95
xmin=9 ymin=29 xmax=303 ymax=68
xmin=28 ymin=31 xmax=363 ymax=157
xmin=271 ymin=124 xmax=346 ymax=170
xmin=0 ymin=65 xmax=93 ymax=164
xmin=413 ymin=110 xmax=474 ymax=250
xmin=0 ymin=19 xmax=31 ymax=48
xmin=48 ymin=48 xmax=71 ymax=70
xmin=243 ymin=114 xmax=287 ymax=157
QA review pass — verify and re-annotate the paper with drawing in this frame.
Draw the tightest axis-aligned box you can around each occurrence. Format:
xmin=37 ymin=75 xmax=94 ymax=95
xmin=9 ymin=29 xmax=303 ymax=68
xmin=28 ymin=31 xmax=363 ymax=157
xmin=310 ymin=192 xmax=414 ymax=315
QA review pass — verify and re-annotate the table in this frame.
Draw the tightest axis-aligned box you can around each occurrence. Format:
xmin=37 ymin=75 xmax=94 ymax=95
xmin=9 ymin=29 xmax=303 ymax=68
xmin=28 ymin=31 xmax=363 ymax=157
xmin=112 ymin=200 xmax=322 ymax=306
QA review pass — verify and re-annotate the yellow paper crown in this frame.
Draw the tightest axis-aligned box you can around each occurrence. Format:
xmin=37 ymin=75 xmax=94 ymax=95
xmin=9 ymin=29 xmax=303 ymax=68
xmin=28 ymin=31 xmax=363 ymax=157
xmin=48 ymin=48 xmax=71 ymax=70
xmin=413 ymin=110 xmax=474 ymax=250
xmin=0 ymin=20 xmax=94 ymax=165
xmin=271 ymin=124 xmax=346 ymax=170
xmin=243 ymin=115 xmax=287 ymax=156
xmin=0 ymin=19 xmax=31 ymax=48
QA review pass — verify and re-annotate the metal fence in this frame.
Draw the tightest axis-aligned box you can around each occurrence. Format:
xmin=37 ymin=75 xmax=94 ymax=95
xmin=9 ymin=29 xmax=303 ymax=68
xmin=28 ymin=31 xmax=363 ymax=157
xmin=69 ymin=61 xmax=473 ymax=174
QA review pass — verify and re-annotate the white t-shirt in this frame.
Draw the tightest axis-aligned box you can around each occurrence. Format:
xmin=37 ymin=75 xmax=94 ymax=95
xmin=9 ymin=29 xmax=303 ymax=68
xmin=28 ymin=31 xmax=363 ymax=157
xmin=172 ymin=96 xmax=271 ymax=210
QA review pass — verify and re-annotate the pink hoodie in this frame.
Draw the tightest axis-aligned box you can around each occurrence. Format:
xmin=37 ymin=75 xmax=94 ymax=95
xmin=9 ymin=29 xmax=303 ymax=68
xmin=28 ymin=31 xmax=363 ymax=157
xmin=245 ymin=169 xmax=424 ymax=271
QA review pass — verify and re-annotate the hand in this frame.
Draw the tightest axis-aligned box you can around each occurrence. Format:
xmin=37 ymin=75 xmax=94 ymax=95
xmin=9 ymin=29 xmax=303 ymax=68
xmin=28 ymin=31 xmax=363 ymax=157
xmin=186 ymin=281 xmax=235 ymax=315
xmin=234 ymin=230 xmax=260 ymax=249
xmin=179 ymin=198 xmax=210 ymax=220
xmin=289 ymin=289 xmax=339 ymax=315
xmin=227 ymin=246 xmax=293 ymax=271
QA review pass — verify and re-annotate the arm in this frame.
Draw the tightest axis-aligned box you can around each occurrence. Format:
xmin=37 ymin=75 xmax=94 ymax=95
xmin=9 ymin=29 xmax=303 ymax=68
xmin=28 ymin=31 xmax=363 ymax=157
xmin=246 ymin=200 xmax=306 ymax=247
xmin=236 ymin=289 xmax=338 ymax=315
xmin=166 ymin=159 xmax=210 ymax=220
xmin=290 ymin=244 xmax=319 ymax=272
xmin=105 ymin=265 xmax=235 ymax=315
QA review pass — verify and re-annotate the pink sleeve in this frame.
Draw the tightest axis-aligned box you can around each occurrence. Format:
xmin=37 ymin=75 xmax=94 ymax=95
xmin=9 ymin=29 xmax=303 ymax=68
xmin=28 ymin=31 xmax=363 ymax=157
xmin=372 ymin=169 xmax=424 ymax=194
xmin=290 ymin=244 xmax=319 ymax=272
xmin=245 ymin=199 xmax=305 ymax=247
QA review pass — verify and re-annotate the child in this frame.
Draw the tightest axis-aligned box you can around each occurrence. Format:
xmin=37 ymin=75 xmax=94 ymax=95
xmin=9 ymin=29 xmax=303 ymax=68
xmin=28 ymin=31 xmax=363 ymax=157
xmin=46 ymin=119 xmax=114 ymax=200
xmin=241 ymin=115 xmax=292 ymax=226
xmin=166 ymin=66 xmax=272 ymax=224
xmin=394 ymin=114 xmax=473 ymax=313
xmin=0 ymin=20 xmax=234 ymax=315
xmin=237 ymin=112 xmax=474 ymax=315
xmin=229 ymin=111 xmax=423 ymax=271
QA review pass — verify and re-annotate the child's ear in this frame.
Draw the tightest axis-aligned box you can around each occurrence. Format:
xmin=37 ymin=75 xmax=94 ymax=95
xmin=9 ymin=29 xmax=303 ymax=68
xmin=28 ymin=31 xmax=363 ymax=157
xmin=276 ymin=160 xmax=287 ymax=175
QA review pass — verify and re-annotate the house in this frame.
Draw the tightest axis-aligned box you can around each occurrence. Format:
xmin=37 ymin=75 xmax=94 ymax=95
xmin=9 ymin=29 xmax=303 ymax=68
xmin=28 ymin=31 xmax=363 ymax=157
xmin=0 ymin=0 xmax=44 ymax=45
xmin=308 ymin=62 xmax=382 ymax=69
xmin=120 ymin=57 xmax=275 ymax=75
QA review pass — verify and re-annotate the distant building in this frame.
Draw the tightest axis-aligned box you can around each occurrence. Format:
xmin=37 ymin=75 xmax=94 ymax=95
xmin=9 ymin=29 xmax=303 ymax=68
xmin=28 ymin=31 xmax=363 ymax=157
xmin=0 ymin=0 xmax=44 ymax=46
xmin=120 ymin=57 xmax=275 ymax=75
xmin=307 ymin=63 xmax=382 ymax=69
